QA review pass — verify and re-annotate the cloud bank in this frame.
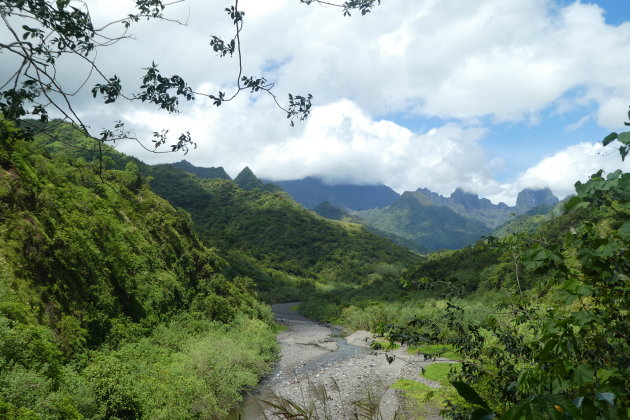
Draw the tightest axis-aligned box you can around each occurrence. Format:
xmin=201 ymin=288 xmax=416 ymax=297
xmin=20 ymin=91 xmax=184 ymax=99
xmin=5 ymin=0 xmax=630 ymax=204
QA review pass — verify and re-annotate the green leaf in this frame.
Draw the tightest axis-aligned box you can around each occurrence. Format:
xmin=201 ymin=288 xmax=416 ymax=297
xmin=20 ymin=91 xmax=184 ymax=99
xmin=572 ymin=310 xmax=597 ymax=326
xmin=603 ymin=132 xmax=618 ymax=146
xmin=596 ymin=368 xmax=618 ymax=384
xmin=543 ymin=396 xmax=583 ymax=419
xmin=618 ymin=222 xmax=630 ymax=241
xmin=451 ymin=381 xmax=491 ymax=410
xmin=573 ymin=364 xmax=594 ymax=385
xmin=562 ymin=278 xmax=593 ymax=296
xmin=618 ymin=131 xmax=630 ymax=145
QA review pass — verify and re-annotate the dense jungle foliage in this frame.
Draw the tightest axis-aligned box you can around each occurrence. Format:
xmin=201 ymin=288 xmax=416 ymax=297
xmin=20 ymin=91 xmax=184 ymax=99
xmin=0 ymin=120 xmax=278 ymax=419
xmin=145 ymin=162 xmax=422 ymax=301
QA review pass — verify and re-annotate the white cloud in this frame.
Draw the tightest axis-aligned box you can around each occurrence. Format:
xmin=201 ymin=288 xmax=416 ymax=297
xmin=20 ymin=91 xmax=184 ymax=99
xmin=487 ymin=141 xmax=630 ymax=205
xmin=3 ymin=0 xmax=630 ymax=205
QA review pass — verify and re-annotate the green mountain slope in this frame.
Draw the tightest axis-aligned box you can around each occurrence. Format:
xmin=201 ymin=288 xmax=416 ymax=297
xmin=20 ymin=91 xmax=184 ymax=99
xmin=146 ymin=164 xmax=421 ymax=285
xmin=357 ymin=191 xmax=492 ymax=251
xmin=0 ymin=121 xmax=276 ymax=418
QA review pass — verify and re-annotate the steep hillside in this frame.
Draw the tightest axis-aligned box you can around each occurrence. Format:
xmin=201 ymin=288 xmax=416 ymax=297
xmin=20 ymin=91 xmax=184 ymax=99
xmin=357 ymin=191 xmax=492 ymax=251
xmin=146 ymin=165 xmax=421 ymax=285
xmin=0 ymin=121 xmax=277 ymax=418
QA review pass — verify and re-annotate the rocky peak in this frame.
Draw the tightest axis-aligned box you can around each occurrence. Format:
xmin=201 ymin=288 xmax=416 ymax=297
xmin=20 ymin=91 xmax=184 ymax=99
xmin=515 ymin=187 xmax=559 ymax=212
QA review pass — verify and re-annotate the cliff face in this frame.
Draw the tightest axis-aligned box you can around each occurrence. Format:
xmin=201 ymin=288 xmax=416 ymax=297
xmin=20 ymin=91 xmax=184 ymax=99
xmin=515 ymin=187 xmax=559 ymax=212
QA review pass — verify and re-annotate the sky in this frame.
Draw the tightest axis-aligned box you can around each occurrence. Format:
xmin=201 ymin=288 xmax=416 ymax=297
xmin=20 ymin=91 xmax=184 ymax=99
xmin=4 ymin=0 xmax=630 ymax=205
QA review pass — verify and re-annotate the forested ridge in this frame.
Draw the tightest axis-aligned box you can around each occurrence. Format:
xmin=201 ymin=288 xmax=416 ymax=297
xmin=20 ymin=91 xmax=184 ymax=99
xmin=0 ymin=120 xmax=279 ymax=419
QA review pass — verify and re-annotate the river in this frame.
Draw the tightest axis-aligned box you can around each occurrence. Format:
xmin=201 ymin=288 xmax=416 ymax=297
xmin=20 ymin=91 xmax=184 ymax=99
xmin=227 ymin=303 xmax=443 ymax=419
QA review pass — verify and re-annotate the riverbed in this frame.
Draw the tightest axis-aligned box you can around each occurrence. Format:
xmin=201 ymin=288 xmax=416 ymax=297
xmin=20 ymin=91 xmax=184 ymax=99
xmin=229 ymin=303 xmax=444 ymax=419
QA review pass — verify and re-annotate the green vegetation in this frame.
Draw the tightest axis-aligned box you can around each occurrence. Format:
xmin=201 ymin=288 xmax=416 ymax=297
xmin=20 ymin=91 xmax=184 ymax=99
xmin=391 ymin=363 xmax=461 ymax=418
xmin=2 ymin=114 xmax=628 ymax=419
xmin=408 ymin=345 xmax=460 ymax=361
xmin=145 ymin=162 xmax=421 ymax=302
xmin=357 ymin=191 xmax=492 ymax=251
xmin=300 ymin=121 xmax=630 ymax=419
xmin=0 ymin=120 xmax=277 ymax=418
xmin=421 ymin=363 xmax=460 ymax=382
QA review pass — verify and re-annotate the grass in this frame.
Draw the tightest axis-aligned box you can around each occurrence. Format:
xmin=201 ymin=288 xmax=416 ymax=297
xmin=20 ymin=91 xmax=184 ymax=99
xmin=390 ymin=379 xmax=443 ymax=419
xmin=390 ymin=362 xmax=462 ymax=418
xmin=407 ymin=344 xmax=461 ymax=360
xmin=290 ymin=304 xmax=300 ymax=312
xmin=274 ymin=323 xmax=289 ymax=332
xmin=420 ymin=362 xmax=460 ymax=382
xmin=390 ymin=379 xmax=432 ymax=399
xmin=371 ymin=340 xmax=400 ymax=351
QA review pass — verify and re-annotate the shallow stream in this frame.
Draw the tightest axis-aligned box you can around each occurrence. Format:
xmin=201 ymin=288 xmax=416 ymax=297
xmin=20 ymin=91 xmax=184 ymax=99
xmin=226 ymin=308 xmax=369 ymax=419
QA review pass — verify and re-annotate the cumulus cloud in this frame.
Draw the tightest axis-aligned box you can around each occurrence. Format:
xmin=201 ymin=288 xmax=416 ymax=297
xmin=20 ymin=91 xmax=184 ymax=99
xmin=487 ymin=141 xmax=630 ymax=205
xmin=3 ymin=0 xmax=630 ymax=205
xmin=57 ymin=0 xmax=630 ymax=126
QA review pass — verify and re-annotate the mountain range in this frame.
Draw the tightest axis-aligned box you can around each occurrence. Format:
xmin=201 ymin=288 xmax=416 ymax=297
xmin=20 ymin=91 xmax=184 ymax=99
xmin=265 ymin=176 xmax=559 ymax=251
xmin=169 ymin=163 xmax=559 ymax=252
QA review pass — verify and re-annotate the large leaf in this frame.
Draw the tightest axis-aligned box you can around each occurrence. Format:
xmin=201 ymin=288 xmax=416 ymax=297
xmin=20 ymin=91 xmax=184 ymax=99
xmin=603 ymin=132 xmax=618 ymax=146
xmin=618 ymin=131 xmax=630 ymax=145
xmin=451 ymin=381 xmax=491 ymax=410
xmin=573 ymin=364 xmax=595 ymax=385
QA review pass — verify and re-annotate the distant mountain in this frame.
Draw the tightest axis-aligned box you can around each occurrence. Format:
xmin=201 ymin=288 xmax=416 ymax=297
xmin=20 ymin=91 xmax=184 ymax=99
xmin=313 ymin=201 xmax=428 ymax=253
xmin=271 ymin=177 xmax=400 ymax=210
xmin=355 ymin=186 xmax=559 ymax=252
xmin=414 ymin=187 xmax=509 ymax=228
xmin=170 ymin=160 xmax=231 ymax=180
xmin=514 ymin=188 xmax=559 ymax=213
xmin=413 ymin=187 xmax=558 ymax=229
xmin=357 ymin=191 xmax=492 ymax=251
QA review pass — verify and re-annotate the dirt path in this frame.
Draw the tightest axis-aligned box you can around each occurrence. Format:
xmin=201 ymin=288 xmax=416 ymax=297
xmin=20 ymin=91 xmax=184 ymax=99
xmin=233 ymin=303 xmax=445 ymax=419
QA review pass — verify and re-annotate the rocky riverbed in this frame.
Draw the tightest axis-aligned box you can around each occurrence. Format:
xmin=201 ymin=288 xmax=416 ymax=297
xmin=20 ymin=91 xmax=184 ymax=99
xmin=231 ymin=303 xmax=446 ymax=419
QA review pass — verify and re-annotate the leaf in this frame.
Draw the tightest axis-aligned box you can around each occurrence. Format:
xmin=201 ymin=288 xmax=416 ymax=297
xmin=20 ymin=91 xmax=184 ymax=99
xmin=573 ymin=364 xmax=594 ymax=385
xmin=617 ymin=222 xmax=630 ymax=241
xmin=451 ymin=381 xmax=491 ymax=410
xmin=618 ymin=131 xmax=630 ymax=145
xmin=603 ymin=132 xmax=618 ymax=146
xmin=596 ymin=368 xmax=618 ymax=384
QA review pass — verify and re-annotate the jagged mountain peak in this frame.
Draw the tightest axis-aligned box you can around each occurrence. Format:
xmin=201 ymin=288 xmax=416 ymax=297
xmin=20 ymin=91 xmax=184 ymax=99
xmin=170 ymin=160 xmax=231 ymax=180
xmin=515 ymin=187 xmax=559 ymax=210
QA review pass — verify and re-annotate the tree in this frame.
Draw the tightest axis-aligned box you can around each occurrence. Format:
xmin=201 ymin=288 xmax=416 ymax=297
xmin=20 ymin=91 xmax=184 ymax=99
xmin=0 ymin=0 xmax=380 ymax=152
xmin=445 ymin=113 xmax=630 ymax=419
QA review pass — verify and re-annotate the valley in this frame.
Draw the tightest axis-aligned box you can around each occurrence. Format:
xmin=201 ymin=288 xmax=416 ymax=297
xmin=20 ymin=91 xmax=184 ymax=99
xmin=0 ymin=119 xmax=627 ymax=419
xmin=1 ymin=2 xmax=629 ymax=419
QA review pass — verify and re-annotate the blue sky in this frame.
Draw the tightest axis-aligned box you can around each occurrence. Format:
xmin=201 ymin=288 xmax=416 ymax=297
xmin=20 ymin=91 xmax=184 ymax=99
xmin=385 ymin=0 xmax=630 ymax=183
